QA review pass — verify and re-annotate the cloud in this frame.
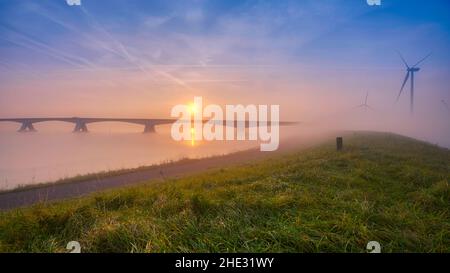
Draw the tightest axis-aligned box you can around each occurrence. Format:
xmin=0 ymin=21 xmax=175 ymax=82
xmin=143 ymin=15 xmax=173 ymax=28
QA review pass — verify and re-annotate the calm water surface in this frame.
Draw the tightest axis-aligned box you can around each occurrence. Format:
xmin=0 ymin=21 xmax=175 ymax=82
xmin=0 ymin=124 xmax=261 ymax=190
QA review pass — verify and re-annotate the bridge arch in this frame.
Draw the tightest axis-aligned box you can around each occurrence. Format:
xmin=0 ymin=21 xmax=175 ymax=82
xmin=0 ymin=118 xmax=176 ymax=133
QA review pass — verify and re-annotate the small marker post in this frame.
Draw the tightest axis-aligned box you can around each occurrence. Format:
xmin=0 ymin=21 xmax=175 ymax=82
xmin=336 ymin=137 xmax=343 ymax=151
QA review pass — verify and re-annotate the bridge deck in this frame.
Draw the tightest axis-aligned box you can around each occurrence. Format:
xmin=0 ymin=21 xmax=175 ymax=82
xmin=0 ymin=118 xmax=177 ymax=125
xmin=0 ymin=118 xmax=298 ymax=133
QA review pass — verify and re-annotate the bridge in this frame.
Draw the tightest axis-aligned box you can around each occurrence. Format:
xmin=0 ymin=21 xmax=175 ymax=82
xmin=0 ymin=117 xmax=177 ymax=133
xmin=0 ymin=118 xmax=299 ymax=133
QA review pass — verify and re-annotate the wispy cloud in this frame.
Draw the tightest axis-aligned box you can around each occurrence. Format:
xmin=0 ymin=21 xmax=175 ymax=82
xmin=0 ymin=0 xmax=449 ymax=122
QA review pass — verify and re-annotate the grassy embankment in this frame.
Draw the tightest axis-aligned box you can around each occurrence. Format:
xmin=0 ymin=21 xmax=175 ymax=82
xmin=0 ymin=132 xmax=448 ymax=252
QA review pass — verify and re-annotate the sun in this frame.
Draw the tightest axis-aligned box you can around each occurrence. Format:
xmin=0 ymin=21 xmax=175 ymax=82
xmin=189 ymin=103 xmax=198 ymax=114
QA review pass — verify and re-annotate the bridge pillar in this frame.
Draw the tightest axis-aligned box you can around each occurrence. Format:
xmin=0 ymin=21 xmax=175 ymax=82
xmin=143 ymin=124 xmax=156 ymax=133
xmin=73 ymin=121 xmax=88 ymax=133
xmin=18 ymin=121 xmax=36 ymax=132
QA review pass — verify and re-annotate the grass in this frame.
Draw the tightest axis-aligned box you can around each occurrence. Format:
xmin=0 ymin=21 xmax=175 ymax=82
xmin=0 ymin=156 xmax=225 ymax=194
xmin=0 ymin=132 xmax=448 ymax=253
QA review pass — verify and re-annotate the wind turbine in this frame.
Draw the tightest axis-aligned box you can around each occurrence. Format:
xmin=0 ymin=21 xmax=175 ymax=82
xmin=356 ymin=91 xmax=373 ymax=112
xmin=396 ymin=52 xmax=432 ymax=114
xmin=442 ymin=100 xmax=450 ymax=113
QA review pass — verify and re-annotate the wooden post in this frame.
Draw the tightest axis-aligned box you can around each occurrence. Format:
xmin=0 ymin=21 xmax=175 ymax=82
xmin=336 ymin=137 xmax=343 ymax=151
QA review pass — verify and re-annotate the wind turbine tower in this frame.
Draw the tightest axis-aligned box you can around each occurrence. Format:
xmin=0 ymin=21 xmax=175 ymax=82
xmin=442 ymin=100 xmax=450 ymax=113
xmin=396 ymin=52 xmax=432 ymax=114
xmin=356 ymin=91 xmax=373 ymax=112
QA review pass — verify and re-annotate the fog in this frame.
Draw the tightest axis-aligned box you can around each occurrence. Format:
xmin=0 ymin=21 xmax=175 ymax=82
xmin=0 ymin=124 xmax=262 ymax=190
xmin=1 ymin=1 xmax=449 ymax=189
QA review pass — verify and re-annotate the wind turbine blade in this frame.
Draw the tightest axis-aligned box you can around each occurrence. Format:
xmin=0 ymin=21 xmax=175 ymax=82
xmin=443 ymin=100 xmax=450 ymax=112
xmin=413 ymin=52 xmax=432 ymax=67
xmin=397 ymin=51 xmax=410 ymax=68
xmin=365 ymin=92 xmax=369 ymax=105
xmin=396 ymin=72 xmax=410 ymax=102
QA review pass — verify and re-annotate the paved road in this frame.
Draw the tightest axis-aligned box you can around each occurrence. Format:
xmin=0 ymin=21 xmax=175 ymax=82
xmin=0 ymin=132 xmax=333 ymax=211
xmin=0 ymin=149 xmax=267 ymax=210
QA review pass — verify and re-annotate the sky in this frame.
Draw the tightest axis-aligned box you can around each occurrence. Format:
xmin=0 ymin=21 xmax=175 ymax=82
xmin=0 ymin=0 xmax=449 ymax=145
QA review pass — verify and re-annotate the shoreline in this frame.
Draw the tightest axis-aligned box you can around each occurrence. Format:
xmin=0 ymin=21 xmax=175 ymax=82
xmin=0 ymin=147 xmax=266 ymax=210
xmin=0 ymin=139 xmax=311 ymax=210
xmin=0 ymin=131 xmax=341 ymax=210
xmin=0 ymin=152 xmax=252 ymax=195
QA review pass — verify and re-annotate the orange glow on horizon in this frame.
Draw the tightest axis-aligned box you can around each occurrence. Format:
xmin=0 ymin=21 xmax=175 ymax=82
xmin=190 ymin=127 xmax=195 ymax=146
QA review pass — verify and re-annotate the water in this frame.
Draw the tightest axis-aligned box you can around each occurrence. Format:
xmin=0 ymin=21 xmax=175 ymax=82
xmin=1 ymin=118 xmax=447 ymax=191
xmin=0 ymin=124 xmax=260 ymax=190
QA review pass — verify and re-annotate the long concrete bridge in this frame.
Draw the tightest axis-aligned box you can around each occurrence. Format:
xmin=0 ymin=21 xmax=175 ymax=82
xmin=0 ymin=117 xmax=177 ymax=133
xmin=0 ymin=118 xmax=298 ymax=133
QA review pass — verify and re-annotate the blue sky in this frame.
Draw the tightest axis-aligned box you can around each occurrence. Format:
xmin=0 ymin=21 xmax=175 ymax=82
xmin=0 ymin=0 xmax=449 ymax=122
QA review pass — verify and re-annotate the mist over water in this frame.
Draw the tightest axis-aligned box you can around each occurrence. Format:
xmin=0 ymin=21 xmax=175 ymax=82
xmin=0 ymin=124 xmax=264 ymax=190
xmin=0 ymin=111 xmax=448 ymax=191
